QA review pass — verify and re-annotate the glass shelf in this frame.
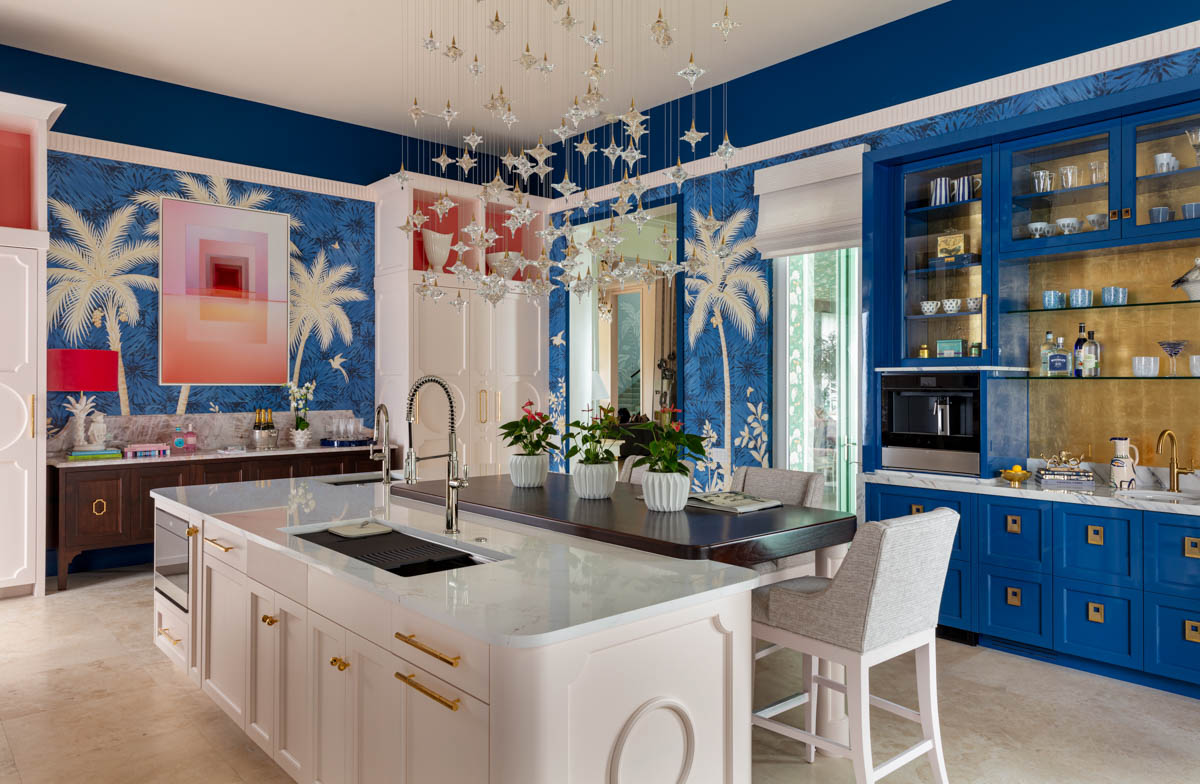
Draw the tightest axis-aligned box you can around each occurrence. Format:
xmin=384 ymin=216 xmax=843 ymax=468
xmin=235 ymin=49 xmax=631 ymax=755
xmin=1011 ymin=183 xmax=1108 ymax=207
xmin=906 ymin=310 xmax=984 ymax=320
xmin=1135 ymin=165 xmax=1200 ymax=195
xmin=1005 ymin=299 xmax=1200 ymax=315
xmin=905 ymin=198 xmax=981 ymax=217
xmin=1026 ymin=375 xmax=1200 ymax=380
xmin=906 ymin=259 xmax=982 ymax=277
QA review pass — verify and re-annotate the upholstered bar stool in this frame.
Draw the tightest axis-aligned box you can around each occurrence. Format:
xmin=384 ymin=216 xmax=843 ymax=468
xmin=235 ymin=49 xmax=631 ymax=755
xmin=751 ymin=508 xmax=959 ymax=784
xmin=730 ymin=466 xmax=825 ymax=584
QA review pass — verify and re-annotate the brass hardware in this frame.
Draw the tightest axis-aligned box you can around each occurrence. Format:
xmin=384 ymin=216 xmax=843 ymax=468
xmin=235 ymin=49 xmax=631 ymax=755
xmin=910 ymin=503 xmax=924 ymax=514
xmin=1087 ymin=602 xmax=1105 ymax=623
xmin=92 ymin=498 xmax=106 ymax=516
xmin=185 ymin=526 xmax=199 ymax=537
xmin=1108 ymin=209 xmax=1120 ymax=221
xmin=1155 ymin=429 xmax=1195 ymax=494
xmin=261 ymin=615 xmax=279 ymax=626
xmin=157 ymin=628 xmax=181 ymax=646
xmin=1121 ymin=207 xmax=1132 ymax=219
xmin=203 ymin=537 xmax=234 ymax=553
xmin=329 ymin=656 xmax=349 ymax=671
xmin=29 ymin=394 xmax=35 ymax=439
xmin=395 ymin=632 xmax=461 ymax=667
xmin=1006 ymin=587 xmax=1022 ymax=607
xmin=1006 ymin=515 xmax=1022 ymax=534
xmin=1087 ymin=525 xmax=1104 ymax=546
xmin=1186 ymin=536 xmax=1200 ymax=559
xmin=478 ymin=390 xmax=487 ymax=424
xmin=496 ymin=390 xmax=501 ymax=422
xmin=394 ymin=672 xmax=461 ymax=711
xmin=980 ymin=293 xmax=988 ymax=350
xmin=1186 ymin=620 xmax=1200 ymax=644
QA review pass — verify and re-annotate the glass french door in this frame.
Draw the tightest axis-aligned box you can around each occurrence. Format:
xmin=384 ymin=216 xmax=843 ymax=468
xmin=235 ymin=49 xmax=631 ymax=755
xmin=779 ymin=247 xmax=861 ymax=512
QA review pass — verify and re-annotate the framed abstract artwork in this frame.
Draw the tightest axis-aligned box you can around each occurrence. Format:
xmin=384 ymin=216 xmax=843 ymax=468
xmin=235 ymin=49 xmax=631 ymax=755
xmin=159 ymin=197 xmax=290 ymax=385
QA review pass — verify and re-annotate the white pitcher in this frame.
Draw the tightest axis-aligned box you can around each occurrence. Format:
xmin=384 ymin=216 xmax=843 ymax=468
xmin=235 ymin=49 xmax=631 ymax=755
xmin=1109 ymin=436 xmax=1139 ymax=490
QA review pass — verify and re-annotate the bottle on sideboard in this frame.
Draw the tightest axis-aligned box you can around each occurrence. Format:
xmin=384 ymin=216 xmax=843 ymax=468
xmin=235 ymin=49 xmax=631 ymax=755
xmin=1073 ymin=322 xmax=1087 ymax=377
xmin=265 ymin=409 xmax=275 ymax=430
xmin=1039 ymin=331 xmax=1055 ymax=376
xmin=183 ymin=422 xmax=198 ymax=453
xmin=171 ymin=426 xmax=185 ymax=454
xmin=1048 ymin=336 xmax=1071 ymax=376
xmin=253 ymin=409 xmax=263 ymax=430
xmin=1082 ymin=330 xmax=1100 ymax=377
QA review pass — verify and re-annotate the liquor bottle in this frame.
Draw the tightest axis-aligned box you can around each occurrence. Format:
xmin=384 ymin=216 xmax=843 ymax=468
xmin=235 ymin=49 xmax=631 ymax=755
xmin=1073 ymin=322 xmax=1087 ymax=377
xmin=171 ymin=426 xmax=186 ymax=453
xmin=1047 ymin=336 xmax=1071 ymax=377
xmin=1082 ymin=330 xmax=1101 ymax=377
xmin=1039 ymin=331 xmax=1055 ymax=376
xmin=183 ymin=422 xmax=198 ymax=453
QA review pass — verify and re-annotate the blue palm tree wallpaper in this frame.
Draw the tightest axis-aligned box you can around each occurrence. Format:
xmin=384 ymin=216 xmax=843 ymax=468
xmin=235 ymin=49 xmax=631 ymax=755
xmin=45 ymin=151 xmax=375 ymax=430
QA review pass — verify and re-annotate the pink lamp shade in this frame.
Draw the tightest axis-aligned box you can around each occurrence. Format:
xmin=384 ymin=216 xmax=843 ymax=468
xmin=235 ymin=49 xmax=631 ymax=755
xmin=47 ymin=349 xmax=119 ymax=392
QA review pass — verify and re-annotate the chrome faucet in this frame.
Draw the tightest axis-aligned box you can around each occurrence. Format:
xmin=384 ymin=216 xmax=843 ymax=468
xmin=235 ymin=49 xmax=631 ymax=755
xmin=404 ymin=375 xmax=469 ymax=535
xmin=370 ymin=404 xmax=391 ymax=486
xmin=1155 ymin=429 xmax=1195 ymax=493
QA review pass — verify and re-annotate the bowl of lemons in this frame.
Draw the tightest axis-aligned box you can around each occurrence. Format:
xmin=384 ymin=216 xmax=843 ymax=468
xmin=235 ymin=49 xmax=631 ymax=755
xmin=999 ymin=465 xmax=1032 ymax=488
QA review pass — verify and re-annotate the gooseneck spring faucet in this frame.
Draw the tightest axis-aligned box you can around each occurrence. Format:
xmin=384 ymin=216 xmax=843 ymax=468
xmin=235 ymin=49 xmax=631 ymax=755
xmin=404 ymin=375 xmax=469 ymax=534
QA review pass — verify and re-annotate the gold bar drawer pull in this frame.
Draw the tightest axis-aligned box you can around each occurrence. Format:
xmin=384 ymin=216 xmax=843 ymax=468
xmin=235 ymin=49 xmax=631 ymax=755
xmin=395 ymin=632 xmax=461 ymax=667
xmin=395 ymin=672 xmax=460 ymax=711
xmin=157 ymin=628 xmax=181 ymax=646
xmin=1186 ymin=620 xmax=1200 ymax=644
xmin=204 ymin=537 xmax=234 ymax=552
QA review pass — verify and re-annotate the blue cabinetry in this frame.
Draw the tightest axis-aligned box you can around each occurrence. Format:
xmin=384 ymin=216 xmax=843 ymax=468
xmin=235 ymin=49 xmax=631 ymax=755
xmin=979 ymin=496 xmax=1052 ymax=573
xmin=978 ymin=564 xmax=1053 ymax=648
xmin=1143 ymin=593 xmax=1200 ymax=684
xmin=1053 ymin=577 xmax=1143 ymax=669
xmin=1144 ymin=512 xmax=1200 ymax=599
xmin=1053 ymin=505 xmax=1142 ymax=588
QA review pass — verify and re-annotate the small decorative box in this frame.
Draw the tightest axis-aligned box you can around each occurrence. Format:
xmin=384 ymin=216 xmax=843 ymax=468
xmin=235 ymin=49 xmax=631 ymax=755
xmin=124 ymin=442 xmax=172 ymax=459
xmin=936 ymin=233 xmax=967 ymax=257
xmin=936 ymin=339 xmax=964 ymax=358
xmin=929 ymin=252 xmax=980 ymax=267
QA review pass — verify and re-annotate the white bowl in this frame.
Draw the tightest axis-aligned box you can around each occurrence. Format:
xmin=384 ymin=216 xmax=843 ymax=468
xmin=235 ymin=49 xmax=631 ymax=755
xmin=1181 ymin=281 xmax=1200 ymax=302
xmin=421 ymin=229 xmax=453 ymax=273
xmin=920 ymin=300 xmax=941 ymax=315
xmin=1191 ymin=355 xmax=1200 ymax=377
xmin=1132 ymin=356 xmax=1160 ymax=377
xmin=941 ymin=298 xmax=962 ymax=314
xmin=965 ymin=296 xmax=983 ymax=312
xmin=485 ymin=251 xmax=521 ymax=279
xmin=1056 ymin=217 xmax=1080 ymax=235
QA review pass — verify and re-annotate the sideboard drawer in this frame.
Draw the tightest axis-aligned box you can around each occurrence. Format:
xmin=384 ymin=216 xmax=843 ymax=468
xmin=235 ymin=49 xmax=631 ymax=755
xmin=1053 ymin=504 xmax=1142 ymax=588
xmin=1053 ymin=577 xmax=1142 ymax=669
xmin=63 ymin=469 xmax=130 ymax=547
xmin=1144 ymin=512 xmax=1200 ymax=600
xmin=870 ymin=486 xmax=974 ymax=561
xmin=938 ymin=558 xmax=973 ymax=631
xmin=392 ymin=605 xmax=491 ymax=703
xmin=1143 ymin=592 xmax=1200 ymax=685
xmin=979 ymin=565 xmax=1052 ymax=649
xmin=980 ymin=497 xmax=1052 ymax=573
xmin=201 ymin=517 xmax=247 ymax=572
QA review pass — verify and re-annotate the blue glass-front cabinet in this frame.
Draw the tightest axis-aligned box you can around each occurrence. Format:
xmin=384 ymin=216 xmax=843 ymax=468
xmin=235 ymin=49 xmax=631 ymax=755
xmin=1122 ymin=99 xmax=1200 ymax=239
xmin=899 ymin=148 xmax=993 ymax=365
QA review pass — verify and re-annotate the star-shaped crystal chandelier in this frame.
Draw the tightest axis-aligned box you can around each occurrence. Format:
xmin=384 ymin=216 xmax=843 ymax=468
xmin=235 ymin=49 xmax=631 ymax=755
xmin=430 ymin=192 xmax=456 ymax=219
xmin=620 ymin=143 xmax=645 ymax=169
xmin=545 ymin=0 xmax=565 ymax=10
xmin=677 ymin=53 xmax=706 ymax=90
xmin=526 ymin=137 xmax=554 ymax=165
xmin=580 ymin=22 xmax=606 ymax=50
xmin=531 ymin=161 xmax=553 ymax=179
xmin=681 ymin=119 xmax=707 ymax=151
xmin=649 ymin=9 xmax=674 ymax=49
xmin=713 ymin=132 xmax=738 ymax=167
xmin=559 ymin=5 xmax=579 ymax=29
xmin=602 ymin=140 xmax=622 ymax=166
xmin=575 ymin=133 xmax=596 ymax=161
xmin=486 ymin=11 xmax=506 ymax=34
xmin=667 ymin=158 xmax=689 ymax=192
xmin=391 ymin=165 xmax=410 ymax=189
xmin=535 ymin=53 xmax=555 ymax=77
xmin=443 ymin=36 xmax=464 ymax=62
xmin=713 ymin=4 xmax=742 ymax=42
xmin=551 ymin=120 xmax=572 ymax=143
xmin=553 ymin=177 xmax=580 ymax=198
xmin=455 ymin=152 xmax=477 ymax=175
xmin=500 ymin=103 xmax=519 ymax=129
xmin=432 ymin=149 xmax=453 ymax=172
xmin=618 ymin=99 xmax=649 ymax=129
xmin=463 ymin=129 xmax=483 ymax=150
xmin=421 ymin=31 xmax=440 ymax=53
xmin=582 ymin=53 xmax=608 ymax=81
xmin=516 ymin=43 xmax=538 ymax=71
xmin=467 ymin=55 xmax=485 ymax=78
xmin=408 ymin=98 xmax=424 ymax=125
xmin=437 ymin=100 xmax=458 ymax=127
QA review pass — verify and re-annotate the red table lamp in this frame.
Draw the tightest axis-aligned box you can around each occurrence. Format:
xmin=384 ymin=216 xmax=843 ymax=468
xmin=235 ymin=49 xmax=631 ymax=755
xmin=47 ymin=349 xmax=119 ymax=449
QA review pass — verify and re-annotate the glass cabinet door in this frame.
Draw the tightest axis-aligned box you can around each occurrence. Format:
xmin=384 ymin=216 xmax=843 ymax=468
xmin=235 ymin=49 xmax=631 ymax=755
xmin=901 ymin=151 xmax=989 ymax=363
xmin=1125 ymin=102 xmax=1200 ymax=237
xmin=999 ymin=121 xmax=1120 ymax=252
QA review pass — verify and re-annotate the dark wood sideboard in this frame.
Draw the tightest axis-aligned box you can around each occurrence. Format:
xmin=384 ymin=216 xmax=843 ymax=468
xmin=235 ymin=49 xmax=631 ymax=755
xmin=47 ymin=447 xmax=396 ymax=590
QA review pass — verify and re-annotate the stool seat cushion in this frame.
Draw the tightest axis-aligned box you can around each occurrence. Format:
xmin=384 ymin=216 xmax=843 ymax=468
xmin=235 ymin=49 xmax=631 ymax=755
xmin=752 ymin=576 xmax=830 ymax=623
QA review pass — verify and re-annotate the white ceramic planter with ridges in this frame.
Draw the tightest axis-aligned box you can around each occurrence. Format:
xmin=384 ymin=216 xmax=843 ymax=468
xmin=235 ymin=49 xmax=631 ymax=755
xmin=509 ymin=453 xmax=549 ymax=488
xmin=642 ymin=470 xmax=690 ymax=512
xmin=572 ymin=461 xmax=617 ymax=499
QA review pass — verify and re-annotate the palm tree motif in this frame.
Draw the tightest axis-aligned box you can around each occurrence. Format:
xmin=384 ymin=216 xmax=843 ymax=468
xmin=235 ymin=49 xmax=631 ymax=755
xmin=46 ymin=199 xmax=160 ymax=416
xmin=133 ymin=173 xmax=304 ymax=413
xmin=683 ymin=207 xmax=767 ymax=489
xmin=289 ymin=249 xmax=366 ymax=384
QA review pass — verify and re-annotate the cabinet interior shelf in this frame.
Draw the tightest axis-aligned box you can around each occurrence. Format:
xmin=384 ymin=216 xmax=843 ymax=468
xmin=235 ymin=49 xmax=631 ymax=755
xmin=906 ymin=260 xmax=982 ymax=277
xmin=905 ymin=198 xmax=981 ymax=217
xmin=1025 ymin=375 xmax=1200 ymax=380
xmin=1004 ymin=298 xmax=1200 ymax=315
xmin=1010 ymin=182 xmax=1108 ymax=207
xmin=905 ymin=309 xmax=983 ymax=320
xmin=1135 ymin=164 xmax=1200 ymax=195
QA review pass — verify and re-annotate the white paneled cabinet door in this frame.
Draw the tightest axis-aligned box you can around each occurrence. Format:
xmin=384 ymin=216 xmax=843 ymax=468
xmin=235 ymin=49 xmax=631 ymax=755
xmin=409 ymin=285 xmax=470 ymax=480
xmin=246 ymin=579 xmax=277 ymax=754
xmin=201 ymin=556 xmax=249 ymax=727
xmin=275 ymin=594 xmax=310 ymax=783
xmin=310 ymin=612 xmax=349 ymax=784
xmin=346 ymin=632 xmax=406 ymax=784
xmin=0 ymin=246 xmax=37 ymax=592
xmin=493 ymin=291 xmax=548 ymax=467
xmin=469 ymin=296 xmax=499 ymax=475
xmin=403 ymin=665 xmax=489 ymax=784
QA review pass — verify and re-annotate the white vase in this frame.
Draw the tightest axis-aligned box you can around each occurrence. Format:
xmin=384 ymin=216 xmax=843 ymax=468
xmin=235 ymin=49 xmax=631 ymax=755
xmin=485 ymin=251 xmax=520 ymax=279
xmin=290 ymin=429 xmax=312 ymax=449
xmin=421 ymin=229 xmax=454 ymax=273
xmin=572 ymin=461 xmax=617 ymax=499
xmin=510 ymin=453 xmax=549 ymax=488
xmin=642 ymin=470 xmax=690 ymax=512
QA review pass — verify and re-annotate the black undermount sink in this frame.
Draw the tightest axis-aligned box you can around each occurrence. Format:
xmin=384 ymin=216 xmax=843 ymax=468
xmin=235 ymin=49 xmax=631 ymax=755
xmin=296 ymin=528 xmax=486 ymax=577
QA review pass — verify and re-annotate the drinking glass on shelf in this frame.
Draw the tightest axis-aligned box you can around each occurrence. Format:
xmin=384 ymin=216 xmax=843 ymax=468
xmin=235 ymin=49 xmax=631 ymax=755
xmin=1090 ymin=160 xmax=1108 ymax=184
xmin=1158 ymin=340 xmax=1189 ymax=377
xmin=1059 ymin=165 xmax=1080 ymax=189
xmin=1187 ymin=128 xmax=1200 ymax=166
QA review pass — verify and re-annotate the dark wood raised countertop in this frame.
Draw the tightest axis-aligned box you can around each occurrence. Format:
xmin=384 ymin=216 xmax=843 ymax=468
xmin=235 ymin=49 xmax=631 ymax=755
xmin=390 ymin=473 xmax=857 ymax=566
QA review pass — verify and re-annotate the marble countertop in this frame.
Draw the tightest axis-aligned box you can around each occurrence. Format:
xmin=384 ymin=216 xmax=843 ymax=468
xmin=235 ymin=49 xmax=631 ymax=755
xmin=863 ymin=470 xmax=1200 ymax=516
xmin=48 ymin=443 xmax=387 ymax=469
xmin=151 ymin=477 xmax=759 ymax=648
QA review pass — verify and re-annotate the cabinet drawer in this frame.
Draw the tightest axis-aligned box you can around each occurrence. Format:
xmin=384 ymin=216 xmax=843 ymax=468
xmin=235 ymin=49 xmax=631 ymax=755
xmin=154 ymin=593 xmax=189 ymax=671
xmin=399 ymin=662 xmax=490 ymax=784
xmin=978 ymin=565 xmax=1052 ymax=648
xmin=1052 ymin=577 xmax=1142 ymax=669
xmin=1053 ymin=504 xmax=1141 ymax=587
xmin=980 ymin=497 xmax=1052 ymax=573
xmin=247 ymin=540 xmax=307 ymax=604
xmin=64 ymin=469 xmax=131 ymax=547
xmin=307 ymin=568 xmax=393 ymax=652
xmin=938 ymin=558 xmax=973 ymax=631
xmin=1144 ymin=592 xmax=1200 ymax=685
xmin=1143 ymin=512 xmax=1200 ymax=600
xmin=870 ymin=486 xmax=973 ymax=560
xmin=392 ymin=606 xmax=490 ymax=703
xmin=201 ymin=517 xmax=247 ymax=572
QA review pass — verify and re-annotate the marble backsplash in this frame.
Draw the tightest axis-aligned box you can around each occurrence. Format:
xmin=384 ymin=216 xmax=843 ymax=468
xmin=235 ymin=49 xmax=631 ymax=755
xmin=1028 ymin=458 xmax=1200 ymax=494
xmin=48 ymin=410 xmax=368 ymax=454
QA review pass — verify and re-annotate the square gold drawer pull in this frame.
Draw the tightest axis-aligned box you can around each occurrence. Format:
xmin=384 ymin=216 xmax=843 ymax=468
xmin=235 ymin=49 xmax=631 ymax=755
xmin=910 ymin=503 xmax=924 ymax=514
xmin=1006 ymin=515 xmax=1022 ymax=534
xmin=1087 ymin=602 xmax=1105 ymax=623
xmin=1186 ymin=620 xmax=1200 ymax=644
xmin=1006 ymin=587 xmax=1022 ymax=607
xmin=1086 ymin=525 xmax=1104 ymax=546
xmin=1185 ymin=536 xmax=1200 ymax=559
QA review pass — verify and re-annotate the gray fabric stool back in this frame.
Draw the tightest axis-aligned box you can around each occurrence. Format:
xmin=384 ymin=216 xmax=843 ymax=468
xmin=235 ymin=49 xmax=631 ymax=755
xmin=730 ymin=466 xmax=824 ymax=507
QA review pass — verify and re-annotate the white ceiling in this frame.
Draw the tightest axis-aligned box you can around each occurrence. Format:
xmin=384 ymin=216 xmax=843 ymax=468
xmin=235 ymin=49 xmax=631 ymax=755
xmin=0 ymin=0 xmax=945 ymax=154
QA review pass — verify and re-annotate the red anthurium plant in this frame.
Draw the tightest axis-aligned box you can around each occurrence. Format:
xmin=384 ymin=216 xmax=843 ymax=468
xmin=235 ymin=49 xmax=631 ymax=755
xmin=499 ymin=401 xmax=560 ymax=456
xmin=561 ymin=404 xmax=626 ymax=465
xmin=631 ymin=407 xmax=705 ymax=476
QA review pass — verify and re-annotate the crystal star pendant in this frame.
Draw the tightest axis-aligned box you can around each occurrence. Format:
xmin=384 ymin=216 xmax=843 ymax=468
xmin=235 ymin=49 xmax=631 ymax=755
xmin=565 ymin=97 xmax=586 ymax=128
xmin=619 ymin=99 xmax=649 ymax=129
xmin=455 ymin=152 xmax=477 ymax=175
xmin=552 ymin=119 xmax=572 ymax=143
xmin=410 ymin=210 xmax=429 ymax=230
xmin=546 ymin=0 xmax=565 ymax=9
xmin=712 ymin=4 xmax=742 ymax=42
xmin=432 ymin=148 xmax=454 ymax=173
xmin=553 ymin=177 xmax=580 ymax=198
xmin=630 ymin=175 xmax=648 ymax=199
xmin=408 ymin=98 xmax=424 ymax=126
xmin=450 ymin=241 xmax=471 ymax=257
xmin=581 ymin=22 xmax=606 ymax=50
xmin=467 ymin=55 xmax=485 ymax=78
xmin=463 ymin=129 xmax=483 ymax=150
xmin=535 ymin=53 xmax=555 ymax=77
xmin=698 ymin=207 xmax=721 ymax=235
xmin=501 ymin=148 xmax=519 ymax=171
xmin=391 ymin=165 xmax=411 ymax=189
xmin=559 ymin=5 xmax=579 ymax=29
xmin=516 ymin=43 xmax=538 ymax=71
xmin=512 ymin=157 xmax=534 ymax=180
xmin=677 ymin=53 xmax=706 ymax=90
xmin=487 ymin=11 xmax=506 ymax=34
xmin=577 ymin=190 xmax=596 ymax=211
xmin=575 ymin=133 xmax=596 ymax=162
xmin=531 ymin=161 xmax=553 ymax=179
xmin=443 ymin=36 xmax=464 ymax=62
xmin=526 ymin=136 xmax=554 ymax=165
xmin=602 ymin=140 xmax=622 ymax=166
xmin=481 ymin=174 xmax=510 ymax=202
xmin=713 ymin=131 xmax=737 ymax=167
xmin=615 ymin=173 xmax=637 ymax=202
xmin=620 ymin=143 xmax=645 ymax=168
xmin=437 ymin=100 xmax=459 ymax=127
xmin=667 ymin=157 xmax=689 ymax=192
xmin=627 ymin=200 xmax=651 ymax=233
xmin=421 ymin=30 xmax=440 ymax=53
xmin=681 ymin=119 xmax=707 ymax=151
xmin=582 ymin=53 xmax=609 ymax=81
xmin=625 ymin=122 xmax=647 ymax=144
xmin=656 ymin=224 xmax=674 ymax=253
xmin=430 ymin=192 xmax=456 ymax=219
xmin=649 ymin=9 xmax=674 ymax=49
xmin=500 ymin=104 xmax=519 ymax=129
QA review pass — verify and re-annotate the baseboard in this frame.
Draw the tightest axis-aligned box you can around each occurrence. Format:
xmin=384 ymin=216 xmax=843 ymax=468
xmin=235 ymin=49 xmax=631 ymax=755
xmin=936 ymin=625 xmax=979 ymax=646
xmin=0 ymin=584 xmax=34 ymax=599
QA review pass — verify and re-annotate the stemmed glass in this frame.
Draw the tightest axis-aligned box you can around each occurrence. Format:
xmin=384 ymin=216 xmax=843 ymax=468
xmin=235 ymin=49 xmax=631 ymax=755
xmin=1187 ymin=128 xmax=1200 ymax=167
xmin=1158 ymin=340 xmax=1189 ymax=377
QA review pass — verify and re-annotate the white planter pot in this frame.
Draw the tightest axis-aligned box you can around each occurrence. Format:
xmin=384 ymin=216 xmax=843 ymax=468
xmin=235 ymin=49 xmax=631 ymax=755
xmin=572 ymin=461 xmax=617 ymax=500
xmin=642 ymin=470 xmax=690 ymax=512
xmin=510 ymin=453 xmax=549 ymax=488
xmin=290 ymin=429 xmax=312 ymax=449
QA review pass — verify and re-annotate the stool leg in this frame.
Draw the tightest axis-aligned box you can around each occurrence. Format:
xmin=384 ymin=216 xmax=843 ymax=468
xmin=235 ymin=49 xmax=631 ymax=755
xmin=847 ymin=658 xmax=873 ymax=784
xmin=916 ymin=641 xmax=949 ymax=783
xmin=804 ymin=653 xmax=818 ymax=764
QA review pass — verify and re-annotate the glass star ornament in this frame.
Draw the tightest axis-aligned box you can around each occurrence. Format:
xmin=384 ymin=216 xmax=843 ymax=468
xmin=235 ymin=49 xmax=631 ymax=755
xmin=582 ymin=53 xmax=608 ymax=81
xmin=500 ymin=104 xmax=519 ymax=129
xmin=463 ymin=129 xmax=483 ymax=150
xmin=551 ymin=119 xmax=573 ymax=143
xmin=450 ymin=241 xmax=471 ymax=257
xmin=614 ymin=173 xmax=637 ymax=202
xmin=508 ymin=201 xmax=536 ymax=227
xmin=430 ymin=193 xmax=456 ymax=219
xmin=408 ymin=98 xmax=424 ymax=125
xmin=581 ymin=83 xmax=605 ymax=114
xmin=483 ymin=93 xmax=503 ymax=113
xmin=656 ymin=224 xmax=674 ymax=253
xmin=500 ymin=148 xmax=518 ymax=170
xmin=437 ymin=100 xmax=459 ymax=127
xmin=565 ymin=97 xmax=586 ymax=128
xmin=411 ymin=210 xmax=429 ymax=229
xmin=516 ymin=43 xmax=538 ymax=71
xmin=627 ymin=202 xmax=651 ymax=233
xmin=531 ymin=161 xmax=553 ymax=179
xmin=479 ymin=273 xmax=510 ymax=306
xmin=630 ymin=175 xmax=648 ymax=198
xmin=467 ymin=55 xmax=485 ymax=78
xmin=580 ymin=22 xmax=606 ymax=51
xmin=526 ymin=137 xmax=554 ymax=164
xmin=625 ymin=122 xmax=647 ymax=144
xmin=667 ymin=157 xmax=689 ymax=191
xmin=553 ymin=177 xmax=580 ymax=198
xmin=566 ymin=272 xmax=597 ymax=302
xmin=681 ymin=119 xmax=707 ymax=151
xmin=391 ymin=165 xmax=411 ymax=189
xmin=559 ymin=6 xmax=579 ymax=30
xmin=432 ymin=148 xmax=454 ymax=172
xmin=486 ymin=11 xmax=506 ymax=34
xmin=597 ymin=300 xmax=613 ymax=323
xmin=545 ymin=0 xmax=565 ymax=9
xmin=574 ymin=133 xmax=597 ymax=162
xmin=577 ymin=190 xmax=597 ymax=211
xmin=443 ymin=36 xmax=464 ymax=62
xmin=502 ymin=216 xmax=523 ymax=236
xmin=620 ymin=143 xmax=645 ymax=168
xmin=455 ymin=152 xmax=477 ymax=175
xmin=449 ymin=290 xmax=468 ymax=313
xmin=602 ymin=140 xmax=622 ymax=166
xmin=649 ymin=9 xmax=675 ymax=49
xmin=713 ymin=131 xmax=738 ymax=167
xmin=421 ymin=31 xmax=440 ymax=53
xmin=677 ymin=53 xmax=706 ymax=90
xmin=698 ymin=207 xmax=721 ymax=235
xmin=712 ymin=4 xmax=742 ymax=42
xmin=535 ymin=53 xmax=556 ymax=77
xmin=512 ymin=157 xmax=534 ymax=180
xmin=610 ymin=196 xmax=633 ymax=217
xmin=618 ymin=99 xmax=649 ymax=130
xmin=462 ymin=221 xmax=484 ymax=240
xmin=398 ymin=215 xmax=419 ymax=235
xmin=482 ymin=227 xmax=500 ymax=245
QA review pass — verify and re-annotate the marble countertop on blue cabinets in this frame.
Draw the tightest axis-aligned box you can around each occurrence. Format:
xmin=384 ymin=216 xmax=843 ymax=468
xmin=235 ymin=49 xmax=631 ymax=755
xmin=151 ymin=477 xmax=759 ymax=649
xmin=863 ymin=470 xmax=1200 ymax=517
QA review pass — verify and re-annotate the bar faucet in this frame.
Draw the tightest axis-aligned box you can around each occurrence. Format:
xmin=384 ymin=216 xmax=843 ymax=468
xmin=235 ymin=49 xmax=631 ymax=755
xmin=370 ymin=403 xmax=391 ymax=486
xmin=404 ymin=375 xmax=469 ymax=535
xmin=1155 ymin=429 xmax=1195 ymax=493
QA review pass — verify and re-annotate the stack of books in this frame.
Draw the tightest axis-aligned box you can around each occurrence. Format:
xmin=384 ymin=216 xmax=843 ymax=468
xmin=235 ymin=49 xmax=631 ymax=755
xmin=66 ymin=445 xmax=123 ymax=461
xmin=1036 ymin=466 xmax=1096 ymax=489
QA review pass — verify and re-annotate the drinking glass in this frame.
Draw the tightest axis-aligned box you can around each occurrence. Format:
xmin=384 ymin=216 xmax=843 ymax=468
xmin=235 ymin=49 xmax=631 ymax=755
xmin=1089 ymin=160 xmax=1108 ymax=184
xmin=1059 ymin=165 xmax=1080 ymax=189
xmin=1188 ymin=128 xmax=1200 ymax=166
xmin=1158 ymin=340 xmax=1189 ymax=377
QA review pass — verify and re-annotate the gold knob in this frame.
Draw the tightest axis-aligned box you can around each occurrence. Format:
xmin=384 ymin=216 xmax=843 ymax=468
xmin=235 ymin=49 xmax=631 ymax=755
xmin=262 ymin=615 xmax=279 ymax=626
xmin=330 ymin=656 xmax=349 ymax=671
xmin=185 ymin=526 xmax=199 ymax=537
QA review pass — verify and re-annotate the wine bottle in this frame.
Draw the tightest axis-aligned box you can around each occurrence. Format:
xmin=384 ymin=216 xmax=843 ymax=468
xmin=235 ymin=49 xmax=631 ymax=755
xmin=1072 ymin=322 xmax=1087 ymax=378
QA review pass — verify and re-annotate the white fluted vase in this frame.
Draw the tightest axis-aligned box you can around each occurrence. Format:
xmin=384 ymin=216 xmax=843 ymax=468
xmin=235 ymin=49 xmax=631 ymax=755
xmin=572 ymin=461 xmax=617 ymax=500
xmin=642 ymin=470 xmax=690 ymax=512
xmin=509 ymin=453 xmax=549 ymax=488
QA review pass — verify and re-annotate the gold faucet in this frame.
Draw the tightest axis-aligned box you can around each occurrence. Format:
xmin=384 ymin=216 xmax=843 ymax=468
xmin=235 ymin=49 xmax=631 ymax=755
xmin=1155 ymin=429 xmax=1195 ymax=493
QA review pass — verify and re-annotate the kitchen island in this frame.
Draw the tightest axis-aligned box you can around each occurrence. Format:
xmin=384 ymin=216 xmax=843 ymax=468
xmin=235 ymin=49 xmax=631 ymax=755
xmin=150 ymin=475 xmax=760 ymax=783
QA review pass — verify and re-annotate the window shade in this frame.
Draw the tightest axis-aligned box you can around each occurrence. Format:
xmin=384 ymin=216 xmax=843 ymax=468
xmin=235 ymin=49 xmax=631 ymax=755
xmin=753 ymin=144 xmax=869 ymax=258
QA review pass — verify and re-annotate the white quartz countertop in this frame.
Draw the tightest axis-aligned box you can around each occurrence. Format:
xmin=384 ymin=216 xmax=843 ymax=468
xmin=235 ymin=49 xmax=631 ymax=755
xmin=863 ymin=470 xmax=1200 ymax=517
xmin=49 ymin=443 xmax=383 ymax=469
xmin=151 ymin=477 xmax=759 ymax=648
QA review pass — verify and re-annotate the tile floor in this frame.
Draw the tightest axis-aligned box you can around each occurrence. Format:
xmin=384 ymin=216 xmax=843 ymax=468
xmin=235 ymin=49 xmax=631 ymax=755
xmin=1 ymin=566 xmax=1198 ymax=783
